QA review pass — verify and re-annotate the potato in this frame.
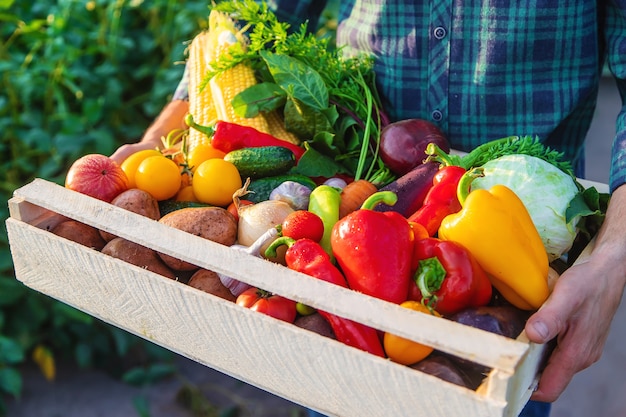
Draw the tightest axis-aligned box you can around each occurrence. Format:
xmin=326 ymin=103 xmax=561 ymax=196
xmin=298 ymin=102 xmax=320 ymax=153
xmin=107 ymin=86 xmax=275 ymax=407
xmin=187 ymin=269 xmax=236 ymax=302
xmin=100 ymin=188 xmax=161 ymax=242
xmin=156 ymin=207 xmax=238 ymax=271
xmin=51 ymin=220 xmax=107 ymax=251
xmin=101 ymin=237 xmax=176 ymax=279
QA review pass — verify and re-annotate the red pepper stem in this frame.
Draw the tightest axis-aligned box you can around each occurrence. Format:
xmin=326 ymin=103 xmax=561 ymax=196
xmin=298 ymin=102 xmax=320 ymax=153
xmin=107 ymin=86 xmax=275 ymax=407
xmin=425 ymin=143 xmax=456 ymax=166
xmin=361 ymin=190 xmax=398 ymax=210
xmin=264 ymin=236 xmax=296 ymax=259
xmin=415 ymin=257 xmax=447 ymax=300
xmin=184 ymin=113 xmax=215 ymax=137
xmin=456 ymin=167 xmax=485 ymax=206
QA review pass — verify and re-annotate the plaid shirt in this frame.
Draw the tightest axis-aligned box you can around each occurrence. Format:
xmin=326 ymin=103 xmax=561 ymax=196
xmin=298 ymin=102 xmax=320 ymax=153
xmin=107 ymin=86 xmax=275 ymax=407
xmin=178 ymin=0 xmax=626 ymax=191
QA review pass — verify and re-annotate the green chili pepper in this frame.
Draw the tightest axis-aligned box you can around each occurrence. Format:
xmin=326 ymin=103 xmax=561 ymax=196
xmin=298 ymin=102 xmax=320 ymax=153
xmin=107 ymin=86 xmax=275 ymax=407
xmin=308 ymin=185 xmax=342 ymax=262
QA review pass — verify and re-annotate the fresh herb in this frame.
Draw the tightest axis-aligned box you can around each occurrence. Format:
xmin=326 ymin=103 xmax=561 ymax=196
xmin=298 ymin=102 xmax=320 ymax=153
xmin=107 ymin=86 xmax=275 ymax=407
xmin=565 ymin=185 xmax=610 ymax=264
xmin=207 ymin=0 xmax=390 ymax=183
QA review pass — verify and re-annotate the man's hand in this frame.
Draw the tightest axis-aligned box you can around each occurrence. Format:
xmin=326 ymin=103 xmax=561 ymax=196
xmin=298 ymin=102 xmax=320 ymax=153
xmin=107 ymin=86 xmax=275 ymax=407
xmin=525 ymin=185 xmax=626 ymax=402
xmin=110 ymin=100 xmax=190 ymax=165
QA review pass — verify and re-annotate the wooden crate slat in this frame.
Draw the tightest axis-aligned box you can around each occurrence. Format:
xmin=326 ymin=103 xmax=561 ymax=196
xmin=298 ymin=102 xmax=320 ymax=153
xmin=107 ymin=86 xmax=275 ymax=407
xmin=6 ymin=217 xmax=509 ymax=417
xmin=9 ymin=179 xmax=531 ymax=372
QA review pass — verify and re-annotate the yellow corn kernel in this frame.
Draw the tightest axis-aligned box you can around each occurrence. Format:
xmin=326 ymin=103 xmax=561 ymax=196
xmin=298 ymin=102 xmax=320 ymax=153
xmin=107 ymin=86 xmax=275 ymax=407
xmin=187 ymin=30 xmax=216 ymax=151
xmin=209 ymin=64 xmax=270 ymax=133
xmin=265 ymin=110 xmax=301 ymax=145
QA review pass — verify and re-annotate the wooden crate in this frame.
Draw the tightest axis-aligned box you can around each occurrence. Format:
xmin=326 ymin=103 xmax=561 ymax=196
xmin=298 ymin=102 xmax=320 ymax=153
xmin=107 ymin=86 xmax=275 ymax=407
xmin=5 ymin=178 xmax=601 ymax=417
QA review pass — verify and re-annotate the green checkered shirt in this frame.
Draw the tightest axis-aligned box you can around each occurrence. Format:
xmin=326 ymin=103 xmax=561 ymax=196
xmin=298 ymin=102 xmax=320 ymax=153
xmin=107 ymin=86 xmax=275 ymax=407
xmin=179 ymin=0 xmax=626 ymax=191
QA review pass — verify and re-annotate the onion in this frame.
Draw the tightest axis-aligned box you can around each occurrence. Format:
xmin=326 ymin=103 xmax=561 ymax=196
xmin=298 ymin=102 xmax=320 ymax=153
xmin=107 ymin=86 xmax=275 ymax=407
xmin=234 ymin=179 xmax=295 ymax=246
xmin=219 ymin=227 xmax=279 ymax=297
xmin=238 ymin=199 xmax=294 ymax=245
xmin=323 ymin=177 xmax=348 ymax=189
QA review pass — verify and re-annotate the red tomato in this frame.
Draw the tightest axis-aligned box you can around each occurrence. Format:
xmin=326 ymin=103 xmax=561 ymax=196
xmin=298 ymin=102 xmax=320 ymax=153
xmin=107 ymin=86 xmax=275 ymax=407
xmin=236 ymin=287 xmax=297 ymax=323
xmin=281 ymin=210 xmax=325 ymax=242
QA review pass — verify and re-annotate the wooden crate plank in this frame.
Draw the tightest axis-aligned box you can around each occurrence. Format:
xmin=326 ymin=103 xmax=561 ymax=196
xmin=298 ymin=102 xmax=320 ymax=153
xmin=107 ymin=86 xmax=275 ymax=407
xmin=6 ymin=217 xmax=508 ymax=417
xmin=9 ymin=179 xmax=531 ymax=372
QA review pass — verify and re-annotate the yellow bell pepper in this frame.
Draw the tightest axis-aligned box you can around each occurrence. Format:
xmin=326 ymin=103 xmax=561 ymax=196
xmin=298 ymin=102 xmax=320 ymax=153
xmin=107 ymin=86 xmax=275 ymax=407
xmin=438 ymin=168 xmax=550 ymax=310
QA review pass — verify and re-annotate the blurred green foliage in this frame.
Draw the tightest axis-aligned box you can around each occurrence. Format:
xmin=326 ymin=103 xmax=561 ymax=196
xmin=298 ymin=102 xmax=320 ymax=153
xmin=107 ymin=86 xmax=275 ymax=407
xmin=0 ymin=0 xmax=211 ymax=413
xmin=0 ymin=0 xmax=340 ymax=414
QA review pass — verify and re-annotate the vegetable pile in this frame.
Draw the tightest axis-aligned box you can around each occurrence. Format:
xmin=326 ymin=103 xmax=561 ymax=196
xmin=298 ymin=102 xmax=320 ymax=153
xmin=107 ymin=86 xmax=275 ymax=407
xmin=59 ymin=1 xmax=610 ymax=390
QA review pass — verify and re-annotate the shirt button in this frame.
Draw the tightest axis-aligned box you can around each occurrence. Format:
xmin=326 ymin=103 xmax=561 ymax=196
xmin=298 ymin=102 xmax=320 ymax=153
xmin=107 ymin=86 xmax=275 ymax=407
xmin=433 ymin=26 xmax=447 ymax=40
xmin=431 ymin=110 xmax=443 ymax=121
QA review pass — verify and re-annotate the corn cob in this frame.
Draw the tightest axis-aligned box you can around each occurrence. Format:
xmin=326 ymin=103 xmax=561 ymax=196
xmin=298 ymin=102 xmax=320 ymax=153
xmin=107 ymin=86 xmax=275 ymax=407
xmin=188 ymin=10 xmax=301 ymax=151
xmin=187 ymin=30 xmax=216 ymax=150
xmin=209 ymin=63 xmax=270 ymax=134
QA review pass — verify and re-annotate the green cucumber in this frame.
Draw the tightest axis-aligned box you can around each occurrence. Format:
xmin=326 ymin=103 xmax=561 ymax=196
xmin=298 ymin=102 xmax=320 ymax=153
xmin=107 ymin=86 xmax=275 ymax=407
xmin=246 ymin=174 xmax=317 ymax=203
xmin=224 ymin=146 xmax=296 ymax=179
xmin=158 ymin=200 xmax=213 ymax=216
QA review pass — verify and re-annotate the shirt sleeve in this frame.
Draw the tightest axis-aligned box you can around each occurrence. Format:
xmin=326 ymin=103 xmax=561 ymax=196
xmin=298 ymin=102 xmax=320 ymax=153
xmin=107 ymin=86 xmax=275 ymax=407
xmin=605 ymin=0 xmax=626 ymax=192
xmin=171 ymin=61 xmax=190 ymax=102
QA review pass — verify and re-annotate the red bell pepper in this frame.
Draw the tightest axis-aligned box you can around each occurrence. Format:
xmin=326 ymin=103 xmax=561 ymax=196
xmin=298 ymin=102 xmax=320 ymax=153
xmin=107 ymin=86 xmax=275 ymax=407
xmin=184 ymin=114 xmax=305 ymax=160
xmin=236 ymin=287 xmax=298 ymax=323
xmin=331 ymin=191 xmax=414 ymax=304
xmin=407 ymin=165 xmax=466 ymax=236
xmin=265 ymin=236 xmax=385 ymax=357
xmin=408 ymin=237 xmax=492 ymax=316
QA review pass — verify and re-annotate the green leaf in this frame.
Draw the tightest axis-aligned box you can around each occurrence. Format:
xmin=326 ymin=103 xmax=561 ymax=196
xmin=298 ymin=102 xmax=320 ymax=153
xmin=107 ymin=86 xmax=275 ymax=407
xmin=232 ymin=82 xmax=286 ymax=117
xmin=74 ymin=343 xmax=93 ymax=368
xmin=293 ymin=143 xmax=350 ymax=178
xmin=566 ymin=186 xmax=609 ymax=225
xmin=122 ymin=363 xmax=174 ymax=386
xmin=132 ymin=395 xmax=151 ymax=417
xmin=0 ymin=0 xmax=15 ymax=10
xmin=0 ymin=336 xmax=24 ymax=364
xmin=0 ymin=278 xmax=27 ymax=306
xmin=0 ymin=367 xmax=22 ymax=397
xmin=284 ymin=98 xmax=334 ymax=140
xmin=260 ymin=50 xmax=329 ymax=111
xmin=52 ymin=302 xmax=93 ymax=325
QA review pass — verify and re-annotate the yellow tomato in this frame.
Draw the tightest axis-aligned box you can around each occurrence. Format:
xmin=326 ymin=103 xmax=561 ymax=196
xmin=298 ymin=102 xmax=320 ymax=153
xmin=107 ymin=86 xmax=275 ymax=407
xmin=187 ymin=144 xmax=226 ymax=173
xmin=135 ymin=155 xmax=182 ymax=201
xmin=192 ymin=159 xmax=242 ymax=206
xmin=383 ymin=301 xmax=439 ymax=365
xmin=120 ymin=149 xmax=162 ymax=188
xmin=175 ymin=185 xmax=198 ymax=202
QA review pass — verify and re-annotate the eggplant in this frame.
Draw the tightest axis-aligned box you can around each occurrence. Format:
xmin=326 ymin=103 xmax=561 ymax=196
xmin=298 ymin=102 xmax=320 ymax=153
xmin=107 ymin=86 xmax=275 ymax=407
xmin=448 ymin=305 xmax=530 ymax=339
xmin=373 ymin=161 xmax=440 ymax=216
xmin=410 ymin=353 xmax=471 ymax=388
xmin=441 ymin=305 xmax=531 ymax=388
xmin=294 ymin=312 xmax=336 ymax=340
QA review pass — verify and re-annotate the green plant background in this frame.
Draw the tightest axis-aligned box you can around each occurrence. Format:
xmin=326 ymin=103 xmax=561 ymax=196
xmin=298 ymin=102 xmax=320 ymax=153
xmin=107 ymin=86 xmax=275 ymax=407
xmin=0 ymin=0 xmax=212 ymax=413
xmin=1 ymin=0 xmax=340 ymax=415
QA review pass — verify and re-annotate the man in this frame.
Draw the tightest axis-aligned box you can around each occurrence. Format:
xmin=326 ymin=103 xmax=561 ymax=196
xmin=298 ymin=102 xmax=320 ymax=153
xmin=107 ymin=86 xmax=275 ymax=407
xmin=112 ymin=1 xmax=626 ymax=416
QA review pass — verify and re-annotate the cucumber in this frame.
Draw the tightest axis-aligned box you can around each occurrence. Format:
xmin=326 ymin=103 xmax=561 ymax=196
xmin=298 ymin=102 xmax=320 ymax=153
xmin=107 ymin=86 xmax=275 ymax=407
xmin=158 ymin=200 xmax=213 ymax=216
xmin=246 ymin=174 xmax=317 ymax=203
xmin=224 ymin=146 xmax=296 ymax=179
